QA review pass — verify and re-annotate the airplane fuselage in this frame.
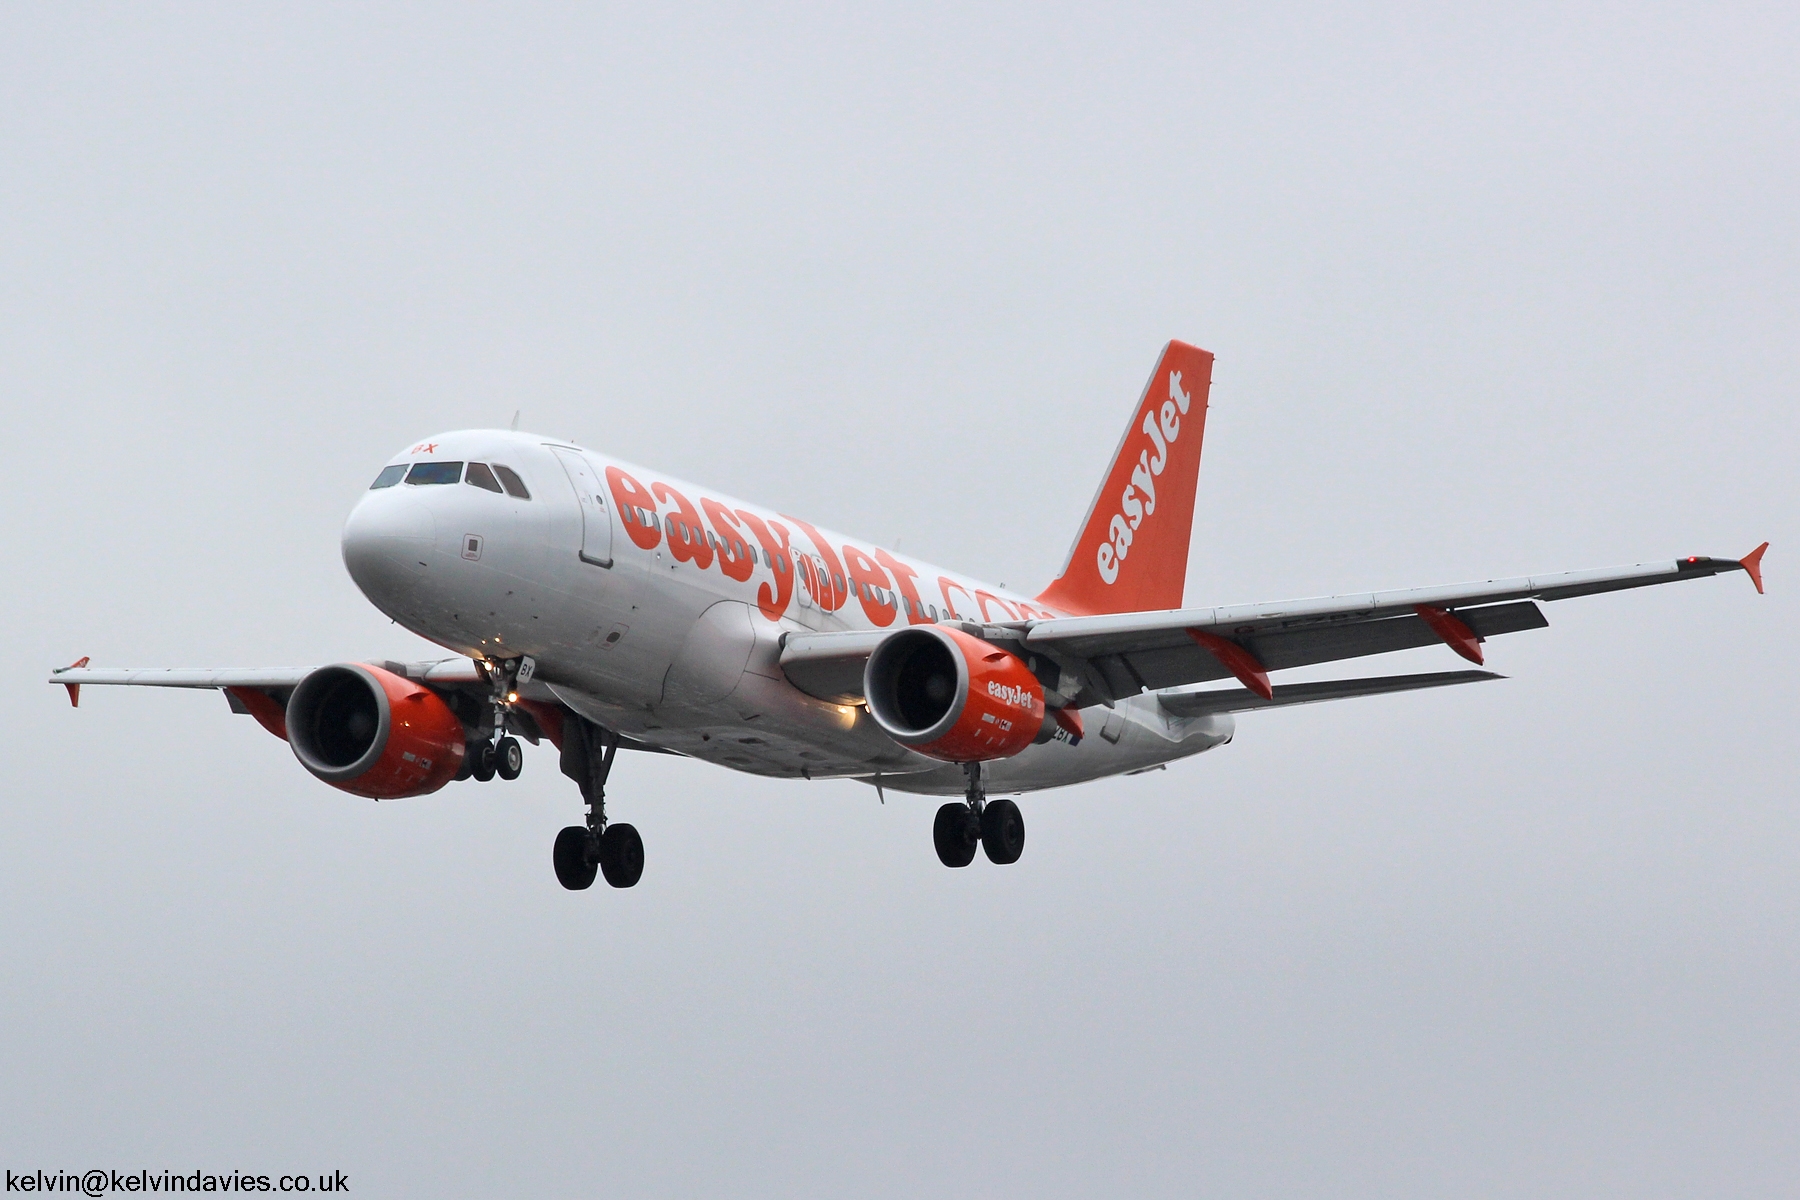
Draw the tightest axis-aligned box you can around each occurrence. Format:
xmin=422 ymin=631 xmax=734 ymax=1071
xmin=342 ymin=430 xmax=1233 ymax=795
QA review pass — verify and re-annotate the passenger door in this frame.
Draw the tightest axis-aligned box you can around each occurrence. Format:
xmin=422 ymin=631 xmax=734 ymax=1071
xmin=549 ymin=447 xmax=614 ymax=568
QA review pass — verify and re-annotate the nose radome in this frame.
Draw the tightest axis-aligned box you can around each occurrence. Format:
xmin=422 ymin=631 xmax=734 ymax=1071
xmin=341 ymin=494 xmax=436 ymax=611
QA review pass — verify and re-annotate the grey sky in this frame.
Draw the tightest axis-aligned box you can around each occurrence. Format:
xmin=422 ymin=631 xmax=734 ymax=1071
xmin=4 ymin=4 xmax=1796 ymax=1196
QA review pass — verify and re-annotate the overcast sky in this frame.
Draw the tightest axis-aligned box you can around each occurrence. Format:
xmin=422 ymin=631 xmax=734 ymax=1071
xmin=3 ymin=4 xmax=1797 ymax=1196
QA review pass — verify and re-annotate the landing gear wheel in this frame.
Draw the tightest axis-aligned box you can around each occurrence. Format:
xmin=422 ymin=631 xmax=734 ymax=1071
xmin=981 ymin=798 xmax=1025 ymax=864
xmin=454 ymin=750 xmax=474 ymax=781
xmin=494 ymin=736 xmax=523 ymax=780
xmin=553 ymin=826 xmax=597 ymax=890
xmin=598 ymin=823 xmax=644 ymax=888
xmin=472 ymin=741 xmax=497 ymax=782
xmin=933 ymin=802 xmax=981 ymax=868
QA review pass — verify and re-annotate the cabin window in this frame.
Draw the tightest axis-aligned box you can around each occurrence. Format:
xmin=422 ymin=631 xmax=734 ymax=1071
xmin=492 ymin=464 xmax=531 ymax=499
xmin=369 ymin=465 xmax=407 ymax=489
xmin=406 ymin=462 xmax=463 ymax=485
xmin=464 ymin=462 xmax=504 ymax=493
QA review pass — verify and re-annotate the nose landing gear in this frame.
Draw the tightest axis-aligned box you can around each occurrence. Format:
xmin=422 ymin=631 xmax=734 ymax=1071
xmin=462 ymin=658 xmax=528 ymax=784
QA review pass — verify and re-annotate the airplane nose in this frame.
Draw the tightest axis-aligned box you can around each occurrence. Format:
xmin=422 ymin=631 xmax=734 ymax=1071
xmin=341 ymin=495 xmax=437 ymax=611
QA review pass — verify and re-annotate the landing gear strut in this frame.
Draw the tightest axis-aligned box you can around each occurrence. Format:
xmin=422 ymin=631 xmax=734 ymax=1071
xmin=554 ymin=715 xmax=643 ymax=890
xmin=933 ymin=763 xmax=1025 ymax=868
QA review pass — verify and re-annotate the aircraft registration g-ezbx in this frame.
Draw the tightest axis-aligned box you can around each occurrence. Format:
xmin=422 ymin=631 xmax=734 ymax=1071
xmin=50 ymin=342 xmax=1769 ymax=890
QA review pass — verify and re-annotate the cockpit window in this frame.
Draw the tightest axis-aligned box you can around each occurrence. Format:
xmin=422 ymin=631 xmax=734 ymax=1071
xmin=464 ymin=462 xmax=504 ymax=493
xmin=369 ymin=464 xmax=407 ymax=489
xmin=405 ymin=461 xmax=464 ymax=485
xmin=492 ymin=464 xmax=531 ymax=499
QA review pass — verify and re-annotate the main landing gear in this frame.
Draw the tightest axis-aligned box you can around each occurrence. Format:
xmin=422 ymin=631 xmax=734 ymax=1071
xmin=553 ymin=715 xmax=644 ymax=890
xmin=553 ymin=824 xmax=643 ymax=891
xmin=934 ymin=762 xmax=1025 ymax=868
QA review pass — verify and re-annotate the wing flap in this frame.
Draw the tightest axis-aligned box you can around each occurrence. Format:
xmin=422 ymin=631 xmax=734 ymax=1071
xmin=1157 ymin=669 xmax=1503 ymax=717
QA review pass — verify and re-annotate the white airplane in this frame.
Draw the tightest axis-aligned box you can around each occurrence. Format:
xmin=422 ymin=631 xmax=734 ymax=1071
xmin=50 ymin=342 xmax=1768 ymax=889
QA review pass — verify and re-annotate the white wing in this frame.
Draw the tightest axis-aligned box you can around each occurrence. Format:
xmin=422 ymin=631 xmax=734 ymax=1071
xmin=780 ymin=547 xmax=1767 ymax=707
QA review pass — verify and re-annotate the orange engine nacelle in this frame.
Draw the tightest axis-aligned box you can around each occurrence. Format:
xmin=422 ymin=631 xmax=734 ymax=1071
xmin=863 ymin=626 xmax=1044 ymax=762
xmin=284 ymin=663 xmax=467 ymax=799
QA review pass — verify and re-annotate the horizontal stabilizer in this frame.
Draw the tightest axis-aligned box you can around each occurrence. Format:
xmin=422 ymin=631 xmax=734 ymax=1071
xmin=1157 ymin=669 xmax=1503 ymax=717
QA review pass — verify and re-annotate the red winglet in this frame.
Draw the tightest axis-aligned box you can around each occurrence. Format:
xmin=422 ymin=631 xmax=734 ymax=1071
xmin=1415 ymin=605 xmax=1484 ymax=665
xmin=62 ymin=656 xmax=90 ymax=707
xmin=1051 ymin=706 xmax=1086 ymax=744
xmin=1740 ymin=542 xmax=1768 ymax=595
xmin=1187 ymin=631 xmax=1272 ymax=700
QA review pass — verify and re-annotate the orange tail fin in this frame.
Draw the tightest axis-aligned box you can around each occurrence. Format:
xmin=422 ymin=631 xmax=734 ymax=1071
xmin=1036 ymin=341 xmax=1213 ymax=616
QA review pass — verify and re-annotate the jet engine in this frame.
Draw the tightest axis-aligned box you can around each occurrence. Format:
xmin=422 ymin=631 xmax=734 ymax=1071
xmin=863 ymin=626 xmax=1045 ymax=762
xmin=286 ymin=663 xmax=467 ymax=798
